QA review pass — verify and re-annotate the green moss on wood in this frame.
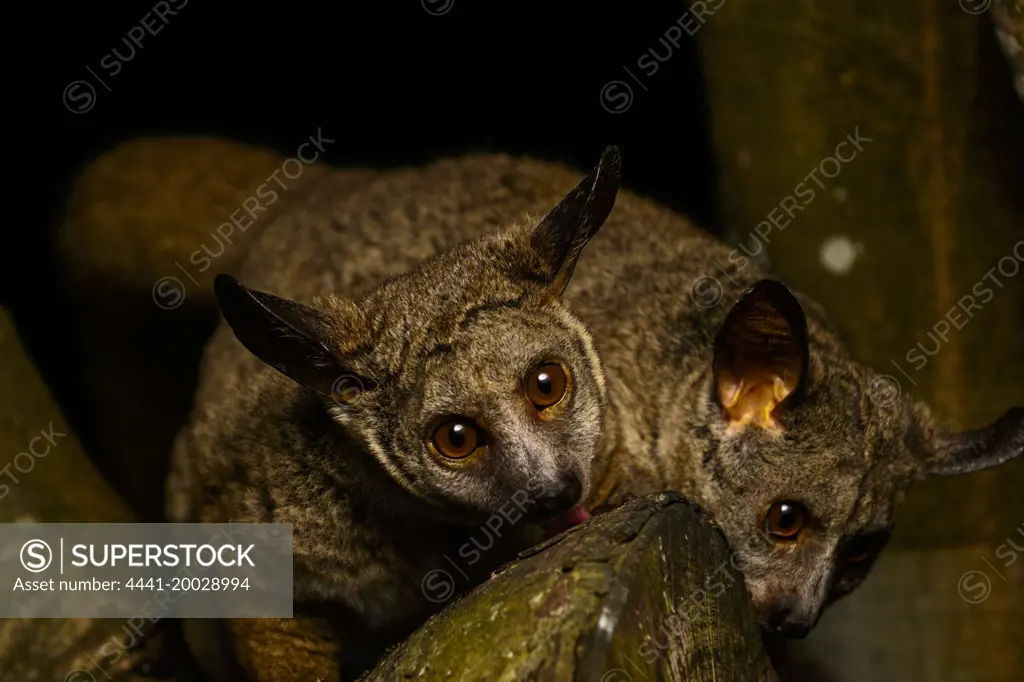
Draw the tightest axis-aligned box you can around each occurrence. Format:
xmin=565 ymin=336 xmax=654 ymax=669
xmin=365 ymin=493 xmax=775 ymax=681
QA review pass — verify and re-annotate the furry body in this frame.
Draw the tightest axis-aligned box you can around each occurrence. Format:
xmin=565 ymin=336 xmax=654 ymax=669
xmin=169 ymin=151 xmax=1022 ymax=676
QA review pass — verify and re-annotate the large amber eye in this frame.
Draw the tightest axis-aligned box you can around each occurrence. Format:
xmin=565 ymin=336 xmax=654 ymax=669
xmin=524 ymin=363 xmax=568 ymax=410
xmin=764 ymin=501 xmax=808 ymax=540
xmin=431 ymin=419 xmax=483 ymax=460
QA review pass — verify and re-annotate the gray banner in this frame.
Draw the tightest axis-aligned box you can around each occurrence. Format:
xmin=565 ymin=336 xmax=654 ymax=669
xmin=0 ymin=523 xmax=293 ymax=618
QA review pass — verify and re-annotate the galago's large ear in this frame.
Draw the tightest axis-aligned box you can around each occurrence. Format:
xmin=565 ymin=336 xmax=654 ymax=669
xmin=213 ymin=274 xmax=369 ymax=402
xmin=528 ymin=145 xmax=621 ymax=298
xmin=713 ymin=280 xmax=809 ymax=429
xmin=925 ymin=407 xmax=1024 ymax=476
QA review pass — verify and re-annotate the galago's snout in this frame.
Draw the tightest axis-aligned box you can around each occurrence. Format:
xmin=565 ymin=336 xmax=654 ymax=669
xmin=533 ymin=473 xmax=583 ymax=518
xmin=760 ymin=596 xmax=821 ymax=639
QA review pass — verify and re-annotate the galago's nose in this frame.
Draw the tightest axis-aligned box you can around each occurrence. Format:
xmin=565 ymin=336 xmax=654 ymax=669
xmin=763 ymin=598 xmax=816 ymax=639
xmin=534 ymin=474 xmax=583 ymax=518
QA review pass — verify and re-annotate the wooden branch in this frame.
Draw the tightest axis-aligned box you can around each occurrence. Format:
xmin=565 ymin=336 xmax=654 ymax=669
xmin=364 ymin=492 xmax=776 ymax=682
xmin=0 ymin=308 xmax=197 ymax=682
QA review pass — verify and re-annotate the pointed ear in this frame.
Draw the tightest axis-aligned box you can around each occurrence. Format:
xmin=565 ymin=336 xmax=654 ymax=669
xmin=529 ymin=145 xmax=621 ymax=297
xmin=924 ymin=407 xmax=1024 ymax=476
xmin=713 ymin=280 xmax=809 ymax=429
xmin=213 ymin=274 xmax=367 ymax=401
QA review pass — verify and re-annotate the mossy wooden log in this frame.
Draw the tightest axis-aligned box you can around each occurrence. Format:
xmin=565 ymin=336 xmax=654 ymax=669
xmin=0 ymin=308 xmax=196 ymax=682
xmin=697 ymin=2 xmax=1024 ymax=680
xmin=0 ymin=309 xmax=129 ymax=524
xmin=364 ymin=492 xmax=776 ymax=682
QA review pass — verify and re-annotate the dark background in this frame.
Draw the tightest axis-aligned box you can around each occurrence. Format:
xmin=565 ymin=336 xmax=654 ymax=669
xmin=16 ymin=0 xmax=718 ymax=449
xmin=10 ymin=3 xmax=1024 ymax=681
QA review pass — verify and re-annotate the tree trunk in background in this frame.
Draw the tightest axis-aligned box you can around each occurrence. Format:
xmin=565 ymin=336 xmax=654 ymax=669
xmin=697 ymin=2 xmax=1024 ymax=680
xmin=365 ymin=493 xmax=776 ymax=682
xmin=0 ymin=309 xmax=201 ymax=681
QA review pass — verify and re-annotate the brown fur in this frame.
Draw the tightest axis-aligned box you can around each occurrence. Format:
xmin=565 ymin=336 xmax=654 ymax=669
xmin=168 ymin=150 xmax=622 ymax=677
xmin=168 ymin=148 xmax=1023 ymax=676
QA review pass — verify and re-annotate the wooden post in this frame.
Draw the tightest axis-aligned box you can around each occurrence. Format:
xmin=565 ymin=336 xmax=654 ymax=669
xmin=697 ymin=2 xmax=1024 ymax=679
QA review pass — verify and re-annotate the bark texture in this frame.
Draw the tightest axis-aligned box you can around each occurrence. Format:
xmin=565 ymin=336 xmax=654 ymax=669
xmin=365 ymin=492 xmax=775 ymax=682
xmin=0 ymin=308 xmax=171 ymax=682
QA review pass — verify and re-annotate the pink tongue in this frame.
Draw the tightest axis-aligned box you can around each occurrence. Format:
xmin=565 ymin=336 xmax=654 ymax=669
xmin=541 ymin=504 xmax=592 ymax=538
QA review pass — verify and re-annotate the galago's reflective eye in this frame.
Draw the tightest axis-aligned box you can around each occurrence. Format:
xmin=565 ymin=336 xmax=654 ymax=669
xmin=524 ymin=363 xmax=569 ymax=410
xmin=764 ymin=501 xmax=808 ymax=540
xmin=431 ymin=418 xmax=485 ymax=460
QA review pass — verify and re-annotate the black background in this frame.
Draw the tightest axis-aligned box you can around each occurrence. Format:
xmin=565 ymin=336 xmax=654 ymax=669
xmin=36 ymin=0 xmax=719 ymax=246
xmin=16 ymin=0 xmax=719 ymax=411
